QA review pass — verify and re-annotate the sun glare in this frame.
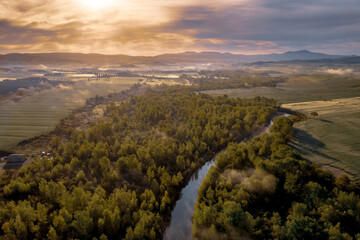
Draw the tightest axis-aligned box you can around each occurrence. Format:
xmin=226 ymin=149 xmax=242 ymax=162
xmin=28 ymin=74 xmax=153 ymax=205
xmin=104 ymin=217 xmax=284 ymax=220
xmin=80 ymin=0 xmax=116 ymax=9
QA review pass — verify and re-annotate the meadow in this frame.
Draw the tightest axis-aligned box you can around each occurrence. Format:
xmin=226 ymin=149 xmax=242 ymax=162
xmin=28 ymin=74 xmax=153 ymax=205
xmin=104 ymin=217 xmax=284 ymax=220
xmin=0 ymin=77 xmax=139 ymax=149
xmin=283 ymin=97 xmax=360 ymax=178
xmin=203 ymin=74 xmax=360 ymax=104
xmin=204 ymin=74 xmax=360 ymax=178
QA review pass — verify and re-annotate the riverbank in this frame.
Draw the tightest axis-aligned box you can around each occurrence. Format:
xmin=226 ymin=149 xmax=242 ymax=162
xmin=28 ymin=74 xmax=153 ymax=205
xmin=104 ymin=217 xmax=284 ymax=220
xmin=202 ymin=77 xmax=360 ymax=180
xmin=0 ymin=87 xmax=279 ymax=239
xmin=164 ymin=113 xmax=289 ymax=240
xmin=192 ymin=113 xmax=360 ymax=239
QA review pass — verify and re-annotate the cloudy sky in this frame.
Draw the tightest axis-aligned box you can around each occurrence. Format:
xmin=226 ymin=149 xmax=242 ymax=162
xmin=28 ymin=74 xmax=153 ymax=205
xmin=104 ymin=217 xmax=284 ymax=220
xmin=0 ymin=0 xmax=359 ymax=55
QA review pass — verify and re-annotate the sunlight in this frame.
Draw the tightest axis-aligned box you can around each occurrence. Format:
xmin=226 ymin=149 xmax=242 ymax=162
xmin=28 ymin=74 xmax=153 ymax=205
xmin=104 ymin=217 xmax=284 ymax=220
xmin=80 ymin=0 xmax=116 ymax=9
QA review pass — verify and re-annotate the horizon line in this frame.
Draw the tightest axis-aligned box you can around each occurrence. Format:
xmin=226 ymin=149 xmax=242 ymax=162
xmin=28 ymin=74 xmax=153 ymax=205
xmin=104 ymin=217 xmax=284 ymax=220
xmin=0 ymin=49 xmax=353 ymax=57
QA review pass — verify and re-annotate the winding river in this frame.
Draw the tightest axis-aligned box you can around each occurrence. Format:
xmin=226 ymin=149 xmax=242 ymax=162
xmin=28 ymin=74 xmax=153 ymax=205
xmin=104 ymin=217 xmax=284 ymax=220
xmin=163 ymin=113 xmax=289 ymax=240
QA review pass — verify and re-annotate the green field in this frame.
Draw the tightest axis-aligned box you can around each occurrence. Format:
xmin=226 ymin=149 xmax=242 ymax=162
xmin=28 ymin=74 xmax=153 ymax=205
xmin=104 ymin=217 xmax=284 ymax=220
xmin=204 ymin=75 xmax=360 ymax=178
xmin=283 ymin=97 xmax=360 ymax=178
xmin=0 ymin=77 xmax=139 ymax=149
xmin=203 ymin=75 xmax=360 ymax=104
xmin=290 ymin=113 xmax=360 ymax=178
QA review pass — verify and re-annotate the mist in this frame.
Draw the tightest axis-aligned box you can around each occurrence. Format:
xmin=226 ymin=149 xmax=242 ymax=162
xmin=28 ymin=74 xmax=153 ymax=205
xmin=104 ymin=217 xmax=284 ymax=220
xmin=223 ymin=168 xmax=278 ymax=195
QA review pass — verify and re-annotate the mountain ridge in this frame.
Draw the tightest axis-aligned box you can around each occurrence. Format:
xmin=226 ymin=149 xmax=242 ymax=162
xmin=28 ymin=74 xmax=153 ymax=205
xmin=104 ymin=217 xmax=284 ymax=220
xmin=0 ymin=50 xmax=349 ymax=66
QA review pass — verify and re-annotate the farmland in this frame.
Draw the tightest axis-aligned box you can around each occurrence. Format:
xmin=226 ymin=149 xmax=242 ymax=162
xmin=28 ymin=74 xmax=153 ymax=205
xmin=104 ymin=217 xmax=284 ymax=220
xmin=203 ymin=74 xmax=360 ymax=104
xmin=283 ymin=97 xmax=360 ymax=178
xmin=0 ymin=77 xmax=139 ymax=149
xmin=204 ymin=74 xmax=360 ymax=178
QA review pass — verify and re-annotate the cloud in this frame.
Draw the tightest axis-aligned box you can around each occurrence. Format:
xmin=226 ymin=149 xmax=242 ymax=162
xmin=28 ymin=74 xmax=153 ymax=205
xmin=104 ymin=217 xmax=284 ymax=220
xmin=0 ymin=19 xmax=82 ymax=46
xmin=0 ymin=19 xmax=54 ymax=45
xmin=112 ymin=26 xmax=196 ymax=53
xmin=159 ymin=1 xmax=360 ymax=49
xmin=0 ymin=0 xmax=359 ymax=54
xmin=109 ymin=0 xmax=360 ymax=54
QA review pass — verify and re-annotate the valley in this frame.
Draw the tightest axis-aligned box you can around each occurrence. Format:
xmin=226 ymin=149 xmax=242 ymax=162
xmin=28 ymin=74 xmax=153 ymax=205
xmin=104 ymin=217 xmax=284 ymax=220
xmin=2 ymin=0 xmax=360 ymax=239
xmin=0 ymin=53 xmax=360 ymax=240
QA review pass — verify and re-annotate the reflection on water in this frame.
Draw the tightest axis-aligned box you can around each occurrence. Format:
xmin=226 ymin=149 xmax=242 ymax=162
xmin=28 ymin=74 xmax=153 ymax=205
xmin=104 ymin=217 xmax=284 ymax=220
xmin=163 ymin=113 xmax=289 ymax=240
xmin=163 ymin=158 xmax=216 ymax=240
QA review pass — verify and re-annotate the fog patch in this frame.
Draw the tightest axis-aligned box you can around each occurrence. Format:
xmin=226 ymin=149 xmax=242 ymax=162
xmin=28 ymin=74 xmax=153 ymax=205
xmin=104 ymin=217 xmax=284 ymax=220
xmin=322 ymin=68 xmax=353 ymax=75
xmin=17 ymin=87 xmax=35 ymax=94
xmin=223 ymin=169 xmax=251 ymax=185
xmin=57 ymin=83 xmax=72 ymax=90
xmin=14 ymin=86 xmax=42 ymax=97
xmin=79 ymin=90 xmax=90 ymax=95
xmin=39 ymin=81 xmax=53 ymax=88
xmin=223 ymin=168 xmax=278 ymax=195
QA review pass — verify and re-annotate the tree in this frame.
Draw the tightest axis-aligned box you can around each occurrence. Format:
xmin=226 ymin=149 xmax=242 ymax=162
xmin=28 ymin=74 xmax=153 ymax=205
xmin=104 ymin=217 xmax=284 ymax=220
xmin=72 ymin=210 xmax=93 ymax=238
xmin=47 ymin=227 xmax=58 ymax=240
xmin=160 ymin=191 xmax=171 ymax=213
xmin=310 ymin=111 xmax=318 ymax=118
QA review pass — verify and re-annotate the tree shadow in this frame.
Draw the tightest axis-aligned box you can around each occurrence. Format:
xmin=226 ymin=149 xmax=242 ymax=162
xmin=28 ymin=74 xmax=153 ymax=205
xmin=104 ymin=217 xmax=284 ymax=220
xmin=319 ymin=119 xmax=333 ymax=123
xmin=290 ymin=128 xmax=338 ymax=162
xmin=2 ymin=162 xmax=24 ymax=170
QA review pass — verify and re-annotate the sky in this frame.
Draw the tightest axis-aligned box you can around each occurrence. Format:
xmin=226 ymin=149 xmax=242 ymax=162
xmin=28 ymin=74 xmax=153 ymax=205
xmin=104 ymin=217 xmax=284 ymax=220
xmin=0 ymin=0 xmax=359 ymax=55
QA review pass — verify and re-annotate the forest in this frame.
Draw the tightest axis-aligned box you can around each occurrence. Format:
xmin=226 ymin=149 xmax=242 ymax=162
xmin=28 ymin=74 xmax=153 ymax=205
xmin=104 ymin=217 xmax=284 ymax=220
xmin=193 ymin=116 xmax=360 ymax=239
xmin=0 ymin=86 xmax=278 ymax=239
xmin=180 ymin=71 xmax=284 ymax=91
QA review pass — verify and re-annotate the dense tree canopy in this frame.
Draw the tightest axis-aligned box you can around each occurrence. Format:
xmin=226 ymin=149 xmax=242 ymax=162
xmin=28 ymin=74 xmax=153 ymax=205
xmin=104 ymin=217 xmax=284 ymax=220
xmin=0 ymin=87 xmax=277 ymax=239
xmin=193 ymin=116 xmax=360 ymax=240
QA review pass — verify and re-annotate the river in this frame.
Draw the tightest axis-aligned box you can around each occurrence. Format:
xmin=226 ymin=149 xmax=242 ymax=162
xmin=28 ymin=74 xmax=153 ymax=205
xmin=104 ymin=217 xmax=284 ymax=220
xmin=163 ymin=113 xmax=289 ymax=240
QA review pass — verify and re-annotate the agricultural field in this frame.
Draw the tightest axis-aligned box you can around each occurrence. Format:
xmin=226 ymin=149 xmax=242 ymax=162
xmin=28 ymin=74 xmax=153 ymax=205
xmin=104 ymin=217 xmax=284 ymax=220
xmin=0 ymin=77 xmax=139 ymax=149
xmin=284 ymin=97 xmax=360 ymax=178
xmin=204 ymin=74 xmax=360 ymax=178
xmin=203 ymin=74 xmax=360 ymax=104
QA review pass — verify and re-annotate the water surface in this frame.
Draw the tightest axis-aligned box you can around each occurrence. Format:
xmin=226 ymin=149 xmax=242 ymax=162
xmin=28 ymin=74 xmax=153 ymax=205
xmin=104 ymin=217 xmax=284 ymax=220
xmin=163 ymin=114 xmax=289 ymax=240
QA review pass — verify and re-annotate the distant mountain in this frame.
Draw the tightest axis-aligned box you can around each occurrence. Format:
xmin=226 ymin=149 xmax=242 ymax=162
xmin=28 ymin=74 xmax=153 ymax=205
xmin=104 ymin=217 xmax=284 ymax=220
xmin=254 ymin=50 xmax=343 ymax=62
xmin=152 ymin=50 xmax=344 ymax=64
xmin=248 ymin=56 xmax=360 ymax=66
xmin=0 ymin=53 xmax=145 ymax=66
xmin=152 ymin=51 xmax=253 ymax=64
xmin=0 ymin=50 xmax=348 ymax=66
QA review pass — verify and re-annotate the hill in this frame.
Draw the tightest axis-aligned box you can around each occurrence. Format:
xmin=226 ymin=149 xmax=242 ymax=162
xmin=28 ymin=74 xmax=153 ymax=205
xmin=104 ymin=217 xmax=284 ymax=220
xmin=0 ymin=50 xmax=347 ymax=66
xmin=248 ymin=56 xmax=360 ymax=66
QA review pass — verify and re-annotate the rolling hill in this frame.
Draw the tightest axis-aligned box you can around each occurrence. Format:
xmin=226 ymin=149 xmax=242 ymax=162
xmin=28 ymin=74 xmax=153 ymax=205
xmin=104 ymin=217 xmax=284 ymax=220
xmin=0 ymin=50 xmax=347 ymax=66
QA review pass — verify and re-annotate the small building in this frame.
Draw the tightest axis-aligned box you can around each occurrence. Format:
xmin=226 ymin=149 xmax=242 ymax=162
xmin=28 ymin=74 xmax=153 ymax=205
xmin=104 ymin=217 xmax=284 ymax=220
xmin=7 ymin=154 xmax=27 ymax=163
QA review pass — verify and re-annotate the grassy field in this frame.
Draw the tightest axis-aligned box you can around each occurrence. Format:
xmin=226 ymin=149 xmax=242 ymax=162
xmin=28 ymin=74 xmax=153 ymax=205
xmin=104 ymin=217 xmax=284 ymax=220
xmin=0 ymin=77 xmax=139 ymax=149
xmin=204 ymin=74 xmax=360 ymax=178
xmin=282 ymin=97 xmax=360 ymax=116
xmin=283 ymin=97 xmax=360 ymax=178
xmin=203 ymin=75 xmax=360 ymax=104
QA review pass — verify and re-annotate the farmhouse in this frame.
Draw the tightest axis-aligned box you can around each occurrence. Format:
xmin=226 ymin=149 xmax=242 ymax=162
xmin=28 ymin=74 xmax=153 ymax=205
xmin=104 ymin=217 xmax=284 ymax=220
xmin=7 ymin=154 xmax=27 ymax=163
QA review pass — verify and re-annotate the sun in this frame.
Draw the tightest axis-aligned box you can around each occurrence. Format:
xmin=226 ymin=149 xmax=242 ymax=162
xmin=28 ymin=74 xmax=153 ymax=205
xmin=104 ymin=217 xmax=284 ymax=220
xmin=80 ymin=0 xmax=116 ymax=9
